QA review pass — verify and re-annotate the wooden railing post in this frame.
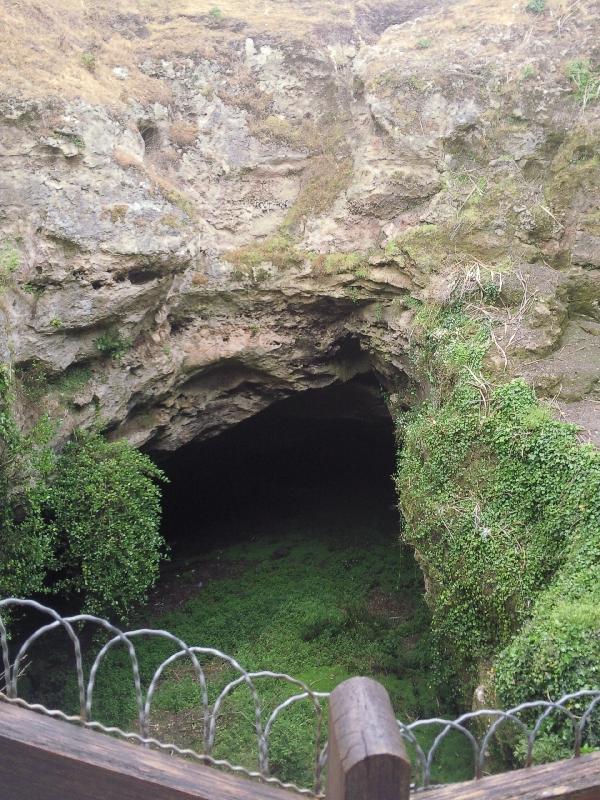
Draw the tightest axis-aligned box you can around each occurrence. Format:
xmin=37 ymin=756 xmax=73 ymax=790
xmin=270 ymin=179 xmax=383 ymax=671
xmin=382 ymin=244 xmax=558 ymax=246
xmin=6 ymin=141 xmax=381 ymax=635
xmin=327 ymin=677 xmax=411 ymax=800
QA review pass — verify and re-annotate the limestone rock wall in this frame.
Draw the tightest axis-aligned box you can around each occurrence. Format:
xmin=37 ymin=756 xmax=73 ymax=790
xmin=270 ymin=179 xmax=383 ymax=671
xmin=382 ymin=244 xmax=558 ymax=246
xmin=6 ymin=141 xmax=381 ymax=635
xmin=0 ymin=0 xmax=598 ymax=449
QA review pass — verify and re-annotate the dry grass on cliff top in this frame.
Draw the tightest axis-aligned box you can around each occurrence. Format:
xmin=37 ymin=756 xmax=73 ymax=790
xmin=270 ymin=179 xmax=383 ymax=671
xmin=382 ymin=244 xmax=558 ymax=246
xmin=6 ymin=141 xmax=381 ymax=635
xmin=0 ymin=0 xmax=566 ymax=106
xmin=0 ymin=0 xmax=363 ymax=105
xmin=2 ymin=0 xmax=596 ymax=108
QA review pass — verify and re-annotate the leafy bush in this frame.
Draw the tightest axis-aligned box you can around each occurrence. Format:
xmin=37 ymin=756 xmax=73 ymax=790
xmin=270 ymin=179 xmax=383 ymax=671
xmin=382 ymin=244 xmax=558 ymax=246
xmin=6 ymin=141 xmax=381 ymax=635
xmin=0 ymin=364 xmax=57 ymax=598
xmin=0 ymin=365 xmax=166 ymax=616
xmin=45 ymin=431 xmax=167 ymax=615
xmin=95 ymin=331 xmax=132 ymax=359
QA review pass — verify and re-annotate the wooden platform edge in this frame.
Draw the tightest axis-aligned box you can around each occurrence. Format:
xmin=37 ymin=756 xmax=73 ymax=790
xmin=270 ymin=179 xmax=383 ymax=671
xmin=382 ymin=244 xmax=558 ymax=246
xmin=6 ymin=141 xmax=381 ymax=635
xmin=0 ymin=700 xmax=302 ymax=800
xmin=421 ymin=750 xmax=600 ymax=800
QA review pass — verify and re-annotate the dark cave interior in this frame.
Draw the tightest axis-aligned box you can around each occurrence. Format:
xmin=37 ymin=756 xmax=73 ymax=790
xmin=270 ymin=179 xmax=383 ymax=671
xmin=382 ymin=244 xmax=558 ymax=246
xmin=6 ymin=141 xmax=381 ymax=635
xmin=158 ymin=373 xmax=399 ymax=555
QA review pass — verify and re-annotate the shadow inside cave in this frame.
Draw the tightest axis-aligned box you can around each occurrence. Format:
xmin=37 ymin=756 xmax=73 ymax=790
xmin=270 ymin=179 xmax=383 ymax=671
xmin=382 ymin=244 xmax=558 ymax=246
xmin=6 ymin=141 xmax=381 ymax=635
xmin=157 ymin=372 xmax=399 ymax=558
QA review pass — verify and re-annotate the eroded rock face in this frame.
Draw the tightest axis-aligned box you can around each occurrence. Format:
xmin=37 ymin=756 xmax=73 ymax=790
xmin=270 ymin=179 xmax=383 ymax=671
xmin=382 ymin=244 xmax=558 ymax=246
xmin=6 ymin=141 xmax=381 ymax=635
xmin=0 ymin=0 xmax=599 ymax=449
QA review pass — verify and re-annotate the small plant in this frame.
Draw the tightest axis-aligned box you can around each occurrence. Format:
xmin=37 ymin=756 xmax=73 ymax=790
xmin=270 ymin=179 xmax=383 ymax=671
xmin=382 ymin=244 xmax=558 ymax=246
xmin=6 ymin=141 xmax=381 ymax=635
xmin=521 ymin=64 xmax=536 ymax=80
xmin=208 ymin=6 xmax=223 ymax=23
xmin=15 ymin=359 xmax=51 ymax=401
xmin=567 ymin=59 xmax=600 ymax=109
xmin=107 ymin=204 xmax=128 ymax=224
xmin=0 ymin=241 xmax=19 ymax=287
xmin=403 ymin=295 xmax=424 ymax=310
xmin=416 ymin=38 xmax=432 ymax=49
xmin=384 ymin=239 xmax=401 ymax=257
xmin=163 ymin=188 xmax=195 ymax=216
xmin=50 ymin=317 xmax=62 ymax=329
xmin=52 ymin=365 xmax=92 ymax=398
xmin=95 ymin=331 xmax=132 ymax=360
xmin=526 ymin=0 xmax=546 ymax=12
xmin=407 ymin=75 xmax=427 ymax=93
xmin=345 ymin=286 xmax=360 ymax=304
xmin=22 ymin=283 xmax=44 ymax=296
xmin=80 ymin=52 xmax=97 ymax=73
xmin=55 ymin=130 xmax=85 ymax=149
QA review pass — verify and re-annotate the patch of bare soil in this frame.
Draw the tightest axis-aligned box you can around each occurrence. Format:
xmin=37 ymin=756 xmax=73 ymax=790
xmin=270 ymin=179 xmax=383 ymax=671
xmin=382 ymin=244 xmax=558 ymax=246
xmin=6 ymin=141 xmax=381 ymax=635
xmin=146 ymin=556 xmax=254 ymax=615
xmin=367 ymin=587 xmax=411 ymax=620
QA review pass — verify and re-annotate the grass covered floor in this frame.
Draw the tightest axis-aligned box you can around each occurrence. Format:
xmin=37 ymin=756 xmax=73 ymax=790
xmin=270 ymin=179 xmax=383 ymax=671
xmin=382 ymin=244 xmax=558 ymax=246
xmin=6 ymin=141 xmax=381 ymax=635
xmin=23 ymin=407 xmax=472 ymax=787
xmin=85 ymin=476 xmax=470 ymax=787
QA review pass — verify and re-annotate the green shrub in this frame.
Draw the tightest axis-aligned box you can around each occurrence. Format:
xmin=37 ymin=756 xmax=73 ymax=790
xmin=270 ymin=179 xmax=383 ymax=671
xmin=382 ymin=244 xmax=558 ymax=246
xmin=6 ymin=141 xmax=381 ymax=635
xmin=45 ymin=431 xmax=167 ymax=615
xmin=95 ymin=331 xmax=132 ymax=359
xmin=80 ymin=52 xmax=96 ymax=72
xmin=0 ymin=364 xmax=57 ymax=598
xmin=526 ymin=0 xmax=546 ymax=12
xmin=416 ymin=38 xmax=432 ymax=49
xmin=567 ymin=60 xmax=600 ymax=108
xmin=0 ymin=366 xmax=166 ymax=616
xmin=397 ymin=303 xmax=600 ymax=724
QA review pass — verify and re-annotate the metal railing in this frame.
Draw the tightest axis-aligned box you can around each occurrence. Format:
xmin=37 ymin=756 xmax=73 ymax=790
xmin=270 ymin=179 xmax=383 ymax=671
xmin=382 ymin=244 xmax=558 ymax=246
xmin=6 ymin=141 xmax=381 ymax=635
xmin=1 ymin=598 xmax=599 ymax=796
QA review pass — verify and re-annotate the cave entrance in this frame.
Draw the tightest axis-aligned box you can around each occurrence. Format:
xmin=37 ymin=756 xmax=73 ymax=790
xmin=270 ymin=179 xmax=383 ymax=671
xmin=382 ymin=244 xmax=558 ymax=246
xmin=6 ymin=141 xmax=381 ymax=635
xmin=154 ymin=372 xmax=434 ymax=697
xmin=160 ymin=372 xmax=398 ymax=554
xmin=149 ymin=373 xmax=441 ymax=757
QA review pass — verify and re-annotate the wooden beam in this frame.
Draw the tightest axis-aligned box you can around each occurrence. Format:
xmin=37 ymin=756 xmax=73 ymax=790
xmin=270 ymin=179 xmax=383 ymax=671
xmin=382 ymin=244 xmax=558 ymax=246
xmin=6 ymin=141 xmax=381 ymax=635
xmin=0 ymin=701 xmax=301 ymax=800
xmin=422 ymin=751 xmax=600 ymax=800
xmin=327 ymin=676 xmax=411 ymax=800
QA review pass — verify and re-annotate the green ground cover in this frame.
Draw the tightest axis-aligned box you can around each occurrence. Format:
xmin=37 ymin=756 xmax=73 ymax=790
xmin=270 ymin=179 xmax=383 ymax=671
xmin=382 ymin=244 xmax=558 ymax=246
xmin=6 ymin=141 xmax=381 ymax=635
xmin=24 ymin=480 xmax=471 ymax=788
xmin=397 ymin=301 xmax=600 ymax=763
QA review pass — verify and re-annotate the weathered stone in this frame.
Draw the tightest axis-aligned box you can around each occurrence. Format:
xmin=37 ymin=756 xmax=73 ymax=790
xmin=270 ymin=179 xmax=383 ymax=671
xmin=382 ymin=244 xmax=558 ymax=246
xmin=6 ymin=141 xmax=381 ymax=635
xmin=0 ymin=0 xmax=598 ymax=450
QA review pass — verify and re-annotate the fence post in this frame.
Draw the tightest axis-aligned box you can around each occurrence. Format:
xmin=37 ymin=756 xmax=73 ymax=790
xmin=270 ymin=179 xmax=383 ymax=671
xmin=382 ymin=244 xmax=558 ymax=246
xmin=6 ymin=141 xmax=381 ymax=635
xmin=327 ymin=677 xmax=411 ymax=800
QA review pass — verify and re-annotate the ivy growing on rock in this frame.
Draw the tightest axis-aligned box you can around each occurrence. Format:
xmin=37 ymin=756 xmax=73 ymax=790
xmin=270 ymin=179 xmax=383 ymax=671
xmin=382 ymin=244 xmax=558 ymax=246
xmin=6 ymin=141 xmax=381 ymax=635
xmin=0 ymin=364 xmax=57 ymax=599
xmin=396 ymin=304 xmax=600 ymax=757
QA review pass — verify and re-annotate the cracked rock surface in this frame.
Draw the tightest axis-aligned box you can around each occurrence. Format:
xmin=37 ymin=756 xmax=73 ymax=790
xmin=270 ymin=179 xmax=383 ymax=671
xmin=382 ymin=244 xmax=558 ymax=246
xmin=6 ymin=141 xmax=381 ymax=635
xmin=0 ymin=0 xmax=598 ymax=449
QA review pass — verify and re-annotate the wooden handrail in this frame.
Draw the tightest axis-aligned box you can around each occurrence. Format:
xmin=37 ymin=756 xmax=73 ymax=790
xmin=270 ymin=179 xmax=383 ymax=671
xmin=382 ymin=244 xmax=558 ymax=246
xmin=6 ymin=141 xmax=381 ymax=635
xmin=422 ymin=751 xmax=600 ymax=800
xmin=0 ymin=701 xmax=299 ymax=800
xmin=2 ymin=687 xmax=600 ymax=800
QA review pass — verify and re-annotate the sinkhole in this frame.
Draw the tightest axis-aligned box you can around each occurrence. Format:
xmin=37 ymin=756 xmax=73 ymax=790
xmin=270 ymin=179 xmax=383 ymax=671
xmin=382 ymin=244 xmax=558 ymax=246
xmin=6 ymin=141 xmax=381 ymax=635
xmin=134 ymin=372 xmax=454 ymax=778
xmin=18 ymin=373 xmax=471 ymax=789
xmin=151 ymin=372 xmax=433 ymax=709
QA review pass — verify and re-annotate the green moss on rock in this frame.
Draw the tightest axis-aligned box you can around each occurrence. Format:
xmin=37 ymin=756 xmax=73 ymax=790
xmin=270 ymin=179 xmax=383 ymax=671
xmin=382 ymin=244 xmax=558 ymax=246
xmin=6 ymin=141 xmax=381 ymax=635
xmin=396 ymin=301 xmax=600 ymax=754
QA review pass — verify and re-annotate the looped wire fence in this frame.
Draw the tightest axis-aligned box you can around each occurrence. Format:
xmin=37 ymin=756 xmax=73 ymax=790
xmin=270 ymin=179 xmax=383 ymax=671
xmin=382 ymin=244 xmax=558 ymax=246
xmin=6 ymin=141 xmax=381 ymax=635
xmin=1 ymin=598 xmax=599 ymax=796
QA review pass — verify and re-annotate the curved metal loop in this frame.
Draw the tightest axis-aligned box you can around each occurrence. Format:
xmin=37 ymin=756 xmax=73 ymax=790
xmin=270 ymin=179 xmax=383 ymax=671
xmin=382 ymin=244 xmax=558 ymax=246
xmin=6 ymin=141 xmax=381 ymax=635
xmin=397 ymin=722 xmax=428 ymax=785
xmin=88 ymin=629 xmax=208 ymax=740
xmin=577 ymin=693 xmax=600 ymax=752
xmin=261 ymin=687 xmax=329 ymax=794
xmin=0 ymin=598 xmax=86 ymax=718
xmin=478 ymin=709 xmax=532 ymax=770
xmin=408 ymin=717 xmax=480 ymax=787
